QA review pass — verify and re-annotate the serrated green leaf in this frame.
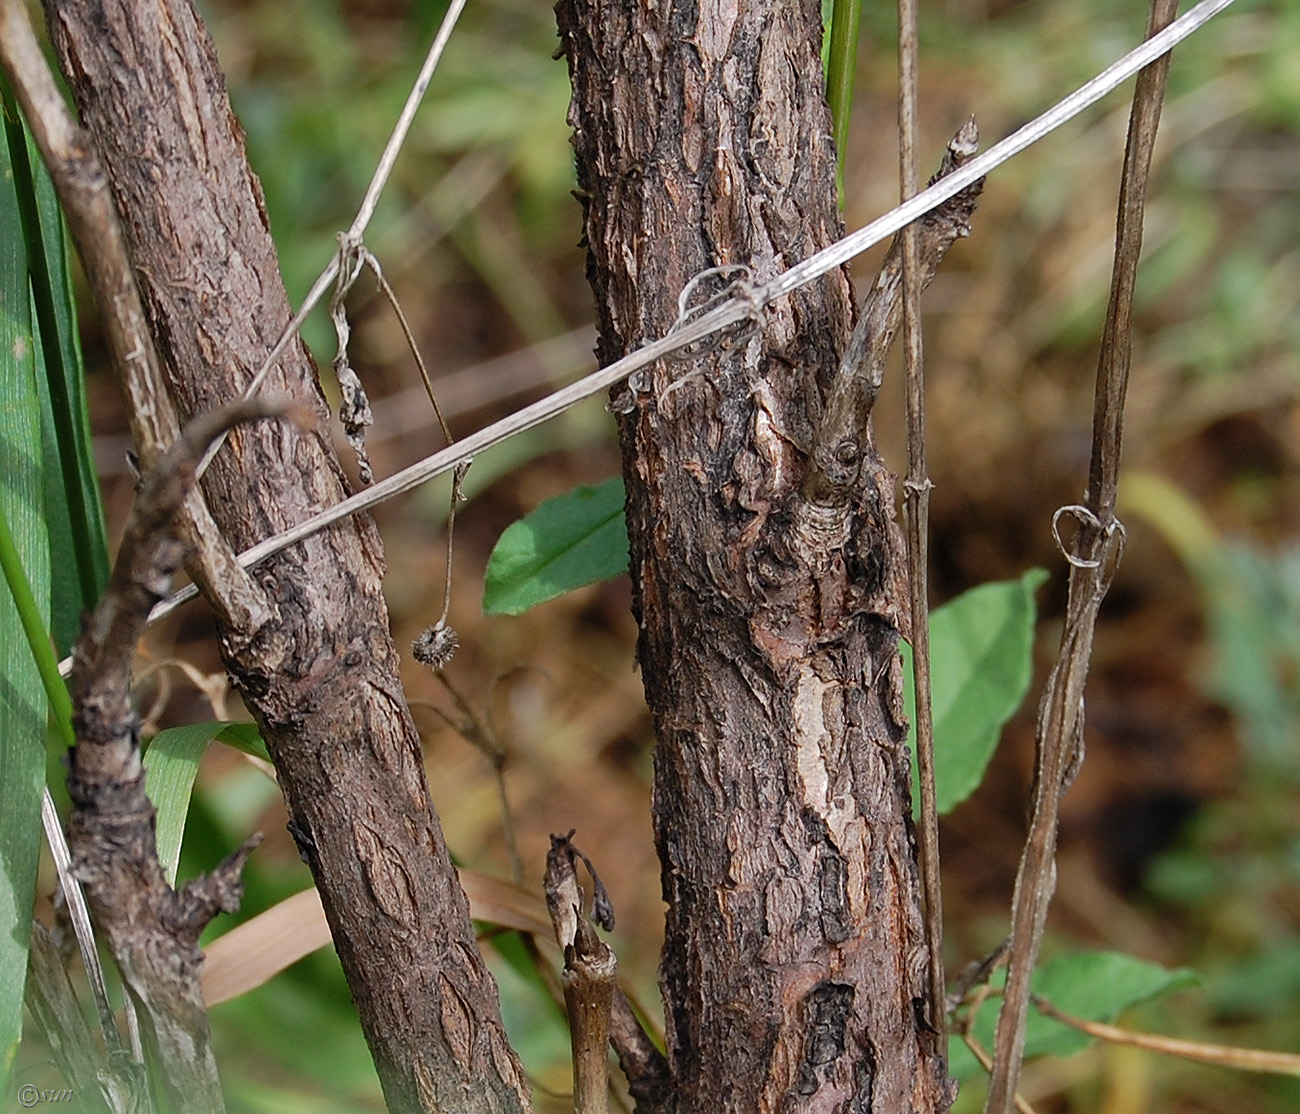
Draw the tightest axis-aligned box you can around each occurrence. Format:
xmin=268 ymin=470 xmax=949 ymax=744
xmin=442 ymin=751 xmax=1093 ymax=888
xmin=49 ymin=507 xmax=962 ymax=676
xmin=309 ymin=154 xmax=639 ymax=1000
xmin=144 ymin=722 xmax=270 ymax=885
xmin=483 ymin=476 xmax=628 ymax=615
xmin=0 ymin=109 xmax=50 ymax=1094
xmin=949 ymin=950 xmax=1198 ymax=1081
xmin=905 ymin=568 xmax=1048 ymax=814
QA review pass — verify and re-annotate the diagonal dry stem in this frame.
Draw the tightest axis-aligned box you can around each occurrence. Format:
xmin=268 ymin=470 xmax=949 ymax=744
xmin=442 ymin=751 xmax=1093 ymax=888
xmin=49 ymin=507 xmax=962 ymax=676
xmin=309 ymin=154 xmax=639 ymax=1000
xmin=984 ymin=1 xmax=1179 ymax=1110
xmin=194 ymin=0 xmax=471 ymax=478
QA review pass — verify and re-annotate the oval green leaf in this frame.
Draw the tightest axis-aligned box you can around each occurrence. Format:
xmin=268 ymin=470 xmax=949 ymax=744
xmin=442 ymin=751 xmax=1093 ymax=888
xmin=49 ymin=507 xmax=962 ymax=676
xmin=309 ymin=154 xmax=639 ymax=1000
xmin=483 ymin=476 xmax=629 ymax=615
xmin=905 ymin=567 xmax=1048 ymax=814
xmin=949 ymin=950 xmax=1198 ymax=1082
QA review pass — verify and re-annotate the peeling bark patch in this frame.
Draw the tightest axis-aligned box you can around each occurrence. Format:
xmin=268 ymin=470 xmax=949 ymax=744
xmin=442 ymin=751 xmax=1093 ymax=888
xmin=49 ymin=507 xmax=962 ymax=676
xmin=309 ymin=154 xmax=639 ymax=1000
xmin=556 ymin=0 xmax=948 ymax=1102
xmin=762 ymin=874 xmax=805 ymax=943
xmin=438 ymin=975 xmax=475 ymax=1066
xmin=791 ymin=982 xmax=854 ymax=1097
xmin=792 ymin=666 xmax=870 ymax=911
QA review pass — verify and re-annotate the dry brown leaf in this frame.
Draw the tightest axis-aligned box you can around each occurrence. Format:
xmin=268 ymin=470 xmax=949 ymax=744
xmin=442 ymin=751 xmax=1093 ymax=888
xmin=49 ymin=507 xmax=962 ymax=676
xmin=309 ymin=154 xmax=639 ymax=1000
xmin=202 ymin=870 xmax=553 ymax=1006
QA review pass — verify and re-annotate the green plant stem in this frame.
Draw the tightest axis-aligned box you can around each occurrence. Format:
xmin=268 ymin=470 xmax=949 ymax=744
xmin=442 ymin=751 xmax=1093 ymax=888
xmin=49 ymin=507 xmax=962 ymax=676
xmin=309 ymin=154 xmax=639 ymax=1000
xmin=826 ymin=0 xmax=862 ymax=200
xmin=0 ymin=500 xmax=75 ymax=751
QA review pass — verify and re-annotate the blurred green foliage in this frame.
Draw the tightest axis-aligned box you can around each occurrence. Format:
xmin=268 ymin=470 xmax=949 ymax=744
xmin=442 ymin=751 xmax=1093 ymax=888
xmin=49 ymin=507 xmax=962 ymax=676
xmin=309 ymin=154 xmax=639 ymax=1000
xmin=1124 ymin=471 xmax=1300 ymax=1110
xmin=212 ymin=0 xmax=577 ymax=359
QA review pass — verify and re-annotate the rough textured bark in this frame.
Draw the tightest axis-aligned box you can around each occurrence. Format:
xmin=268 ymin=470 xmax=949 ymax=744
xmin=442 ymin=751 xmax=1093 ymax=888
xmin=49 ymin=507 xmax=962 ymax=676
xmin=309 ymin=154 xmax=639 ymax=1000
xmin=555 ymin=0 xmax=952 ymax=1110
xmin=42 ymin=1 xmax=530 ymax=1110
xmin=67 ymin=404 xmax=279 ymax=1114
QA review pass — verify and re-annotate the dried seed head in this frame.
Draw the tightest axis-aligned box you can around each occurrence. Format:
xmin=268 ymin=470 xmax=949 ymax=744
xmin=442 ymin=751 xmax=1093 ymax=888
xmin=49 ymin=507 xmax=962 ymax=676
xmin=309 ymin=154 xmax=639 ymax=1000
xmin=412 ymin=623 xmax=458 ymax=670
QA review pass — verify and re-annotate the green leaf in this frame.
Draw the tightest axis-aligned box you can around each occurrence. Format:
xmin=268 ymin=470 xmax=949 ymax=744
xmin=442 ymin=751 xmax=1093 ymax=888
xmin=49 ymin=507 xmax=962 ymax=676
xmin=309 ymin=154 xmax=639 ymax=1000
xmin=483 ymin=476 xmax=629 ymax=615
xmin=905 ymin=568 xmax=1047 ymax=814
xmin=482 ymin=932 xmax=571 ymax=1089
xmin=144 ymin=723 xmax=270 ymax=885
xmin=1026 ymin=951 xmax=1198 ymax=1058
xmin=824 ymin=0 xmax=863 ymax=199
xmin=2 ymin=88 xmax=108 ymax=654
xmin=949 ymin=950 xmax=1198 ymax=1082
xmin=212 ymin=720 xmax=273 ymax=765
xmin=0 ymin=107 xmax=51 ymax=1094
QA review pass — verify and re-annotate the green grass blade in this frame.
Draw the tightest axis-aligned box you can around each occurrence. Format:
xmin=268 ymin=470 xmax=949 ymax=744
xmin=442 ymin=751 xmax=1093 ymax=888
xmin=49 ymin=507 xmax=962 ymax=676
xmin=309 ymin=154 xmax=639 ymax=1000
xmin=145 ymin=723 xmax=270 ymax=886
xmin=825 ymin=0 xmax=863 ymax=201
xmin=0 ymin=111 xmax=53 ymax=1093
xmin=1 ymin=86 xmax=109 ymax=654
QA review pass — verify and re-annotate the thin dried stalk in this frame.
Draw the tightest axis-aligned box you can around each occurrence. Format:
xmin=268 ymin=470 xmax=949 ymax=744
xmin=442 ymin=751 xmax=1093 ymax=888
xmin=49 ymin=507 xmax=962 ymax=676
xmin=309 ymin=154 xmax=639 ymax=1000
xmin=543 ymin=835 xmax=669 ymax=1112
xmin=198 ymin=0 xmax=470 ymax=466
xmin=896 ymin=0 xmax=946 ymax=1054
xmin=962 ymin=1033 xmax=1042 ymax=1114
xmin=984 ymin=1 xmax=1179 ymax=1110
xmin=1032 ymin=997 xmax=1300 ymax=1077
xmin=544 ymin=836 xmax=615 ymax=1114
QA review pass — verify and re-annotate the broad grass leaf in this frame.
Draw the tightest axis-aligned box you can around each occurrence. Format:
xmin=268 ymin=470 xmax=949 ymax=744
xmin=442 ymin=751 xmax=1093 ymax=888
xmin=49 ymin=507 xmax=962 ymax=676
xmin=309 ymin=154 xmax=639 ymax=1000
xmin=144 ymin=722 xmax=270 ymax=885
xmin=483 ymin=476 xmax=628 ymax=615
xmin=0 ymin=111 xmax=50 ymax=1094
xmin=22 ymin=133 xmax=109 ymax=652
xmin=905 ymin=568 xmax=1047 ymax=814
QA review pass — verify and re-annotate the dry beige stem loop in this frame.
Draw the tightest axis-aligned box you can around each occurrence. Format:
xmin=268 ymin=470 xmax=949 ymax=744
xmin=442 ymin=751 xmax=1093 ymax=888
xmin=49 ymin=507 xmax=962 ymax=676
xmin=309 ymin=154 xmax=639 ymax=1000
xmin=330 ymin=238 xmax=378 ymax=483
xmin=669 ymin=263 xmax=764 ymax=352
xmin=623 ymin=264 xmax=764 ymax=411
xmin=328 ymin=234 xmax=467 ymax=664
xmin=1050 ymin=505 xmax=1127 ymax=571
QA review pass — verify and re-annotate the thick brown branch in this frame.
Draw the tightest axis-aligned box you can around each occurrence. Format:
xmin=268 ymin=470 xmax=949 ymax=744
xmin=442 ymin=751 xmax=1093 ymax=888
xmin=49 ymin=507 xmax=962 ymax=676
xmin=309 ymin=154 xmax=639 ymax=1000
xmin=38 ymin=1 xmax=532 ymax=1110
xmin=66 ymin=399 xmax=295 ymax=1114
xmin=556 ymin=0 xmax=956 ymax=1109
